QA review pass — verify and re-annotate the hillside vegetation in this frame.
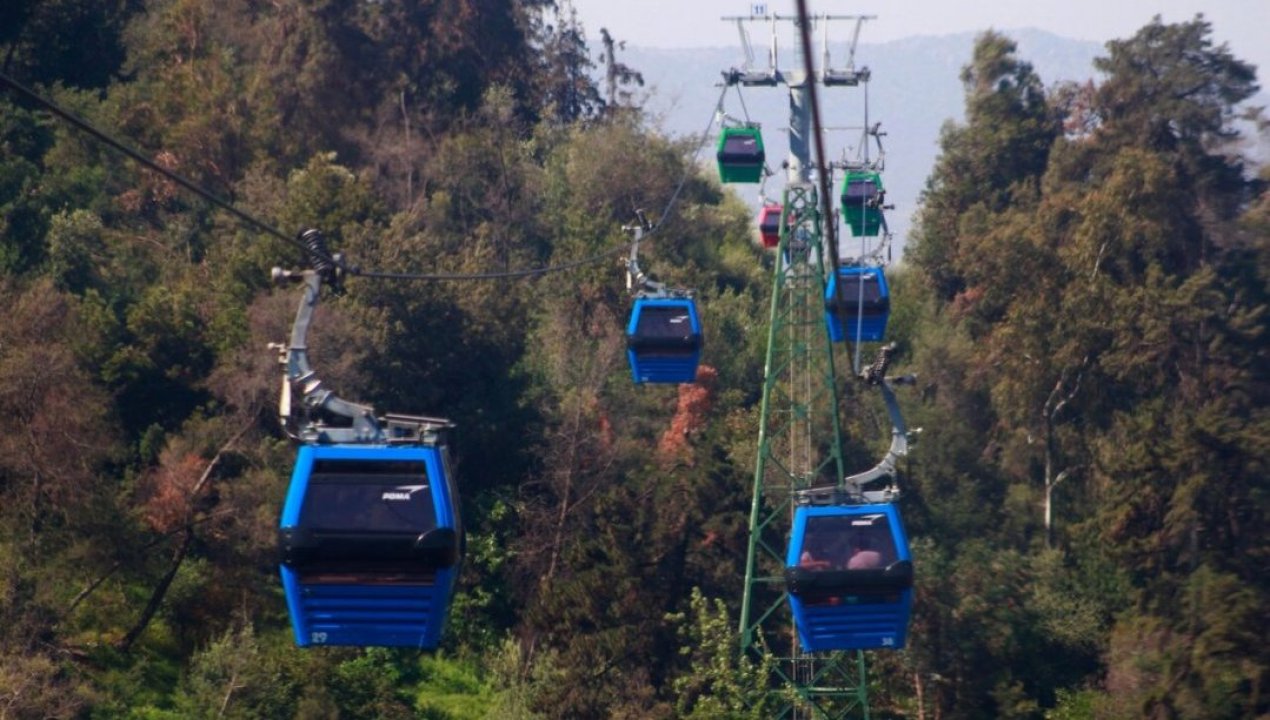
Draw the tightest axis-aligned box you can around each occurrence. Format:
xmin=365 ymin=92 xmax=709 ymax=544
xmin=0 ymin=2 xmax=1266 ymax=718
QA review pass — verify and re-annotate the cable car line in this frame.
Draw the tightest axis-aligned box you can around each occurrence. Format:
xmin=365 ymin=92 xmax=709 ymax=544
xmin=0 ymin=70 xmax=729 ymax=285
xmin=0 ymin=69 xmax=315 ymax=261
xmin=793 ymin=0 xmax=844 ymax=302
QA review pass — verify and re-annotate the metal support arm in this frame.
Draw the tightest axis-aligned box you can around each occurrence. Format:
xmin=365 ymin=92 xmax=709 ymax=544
xmin=272 ymin=228 xmax=453 ymax=446
xmin=843 ymin=343 xmax=918 ymax=503
xmin=273 ymin=267 xmax=383 ymax=443
xmin=624 ymin=210 xmax=675 ymax=298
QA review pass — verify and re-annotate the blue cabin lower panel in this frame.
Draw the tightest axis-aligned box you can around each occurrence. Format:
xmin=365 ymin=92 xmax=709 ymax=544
xmin=826 ymin=312 xmax=889 ymax=344
xmin=626 ymin=350 xmax=702 ymax=384
xmin=281 ymin=565 xmax=456 ymax=648
xmin=828 ymin=314 xmax=889 ymax=342
xmin=790 ymin=589 xmax=913 ymax=651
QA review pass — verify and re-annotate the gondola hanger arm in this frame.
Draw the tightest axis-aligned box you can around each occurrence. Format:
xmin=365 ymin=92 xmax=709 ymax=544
xmin=272 ymin=254 xmax=383 ymax=443
xmin=624 ymin=211 xmax=666 ymax=297
xmin=842 ymin=343 xmax=919 ymax=503
xmin=272 ymin=228 xmax=457 ymax=445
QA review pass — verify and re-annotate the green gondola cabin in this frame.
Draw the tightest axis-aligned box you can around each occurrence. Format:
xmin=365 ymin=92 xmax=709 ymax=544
xmin=839 ymin=170 xmax=884 ymax=237
xmin=716 ymin=126 xmax=765 ymax=183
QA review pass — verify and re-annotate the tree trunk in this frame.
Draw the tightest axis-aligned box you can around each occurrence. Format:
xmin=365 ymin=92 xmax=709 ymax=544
xmin=115 ymin=427 xmax=247 ymax=652
xmin=117 ymin=526 xmax=193 ymax=652
xmin=914 ymin=671 xmax=926 ymax=720
xmin=1041 ymin=361 xmax=1084 ymax=547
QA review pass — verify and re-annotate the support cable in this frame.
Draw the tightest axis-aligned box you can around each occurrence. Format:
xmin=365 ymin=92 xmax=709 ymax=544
xmin=792 ymin=0 xmax=846 ymax=316
xmin=0 ymin=70 xmax=726 ymax=284
xmin=651 ymin=83 xmax=730 ymax=233
xmin=0 ymin=69 xmax=313 ymax=260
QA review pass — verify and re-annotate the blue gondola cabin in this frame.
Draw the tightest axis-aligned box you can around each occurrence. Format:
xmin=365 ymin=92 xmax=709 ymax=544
xmin=716 ymin=126 xmax=765 ymax=184
xmin=825 ymin=265 xmax=890 ymax=343
xmin=279 ymin=443 xmax=461 ymax=649
xmin=626 ymin=297 xmax=703 ymax=384
xmin=840 ymin=170 xmax=884 ymax=236
xmin=784 ymin=504 xmax=913 ymax=651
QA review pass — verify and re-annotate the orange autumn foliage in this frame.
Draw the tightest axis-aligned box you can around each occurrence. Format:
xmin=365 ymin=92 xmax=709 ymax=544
xmin=657 ymin=365 xmax=718 ymax=465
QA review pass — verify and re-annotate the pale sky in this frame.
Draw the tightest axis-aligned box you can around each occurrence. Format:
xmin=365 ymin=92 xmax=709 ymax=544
xmin=567 ymin=0 xmax=1269 ymax=82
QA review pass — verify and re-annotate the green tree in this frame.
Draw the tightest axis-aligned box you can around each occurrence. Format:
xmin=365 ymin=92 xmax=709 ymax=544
xmin=532 ymin=1 xmax=604 ymax=125
xmin=669 ymin=588 xmax=774 ymax=720
xmin=0 ymin=0 xmax=143 ymax=89
xmin=902 ymin=17 xmax=1267 ymax=718
xmin=0 ymin=100 xmax=55 ymax=275
xmin=168 ymin=623 xmax=338 ymax=719
xmin=1093 ymin=14 xmax=1258 ymax=225
xmin=907 ymin=30 xmax=1059 ymax=303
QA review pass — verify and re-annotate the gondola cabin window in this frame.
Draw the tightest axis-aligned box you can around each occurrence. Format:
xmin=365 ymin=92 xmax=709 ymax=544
xmin=797 ymin=514 xmax=898 ymax=571
xmin=720 ymin=133 xmax=760 ymax=159
xmin=832 ymin=272 xmax=886 ymax=307
xmin=300 ymin=459 xmax=435 ymax=533
xmin=633 ymin=306 xmax=695 ymax=349
xmin=843 ymin=178 xmax=878 ymax=203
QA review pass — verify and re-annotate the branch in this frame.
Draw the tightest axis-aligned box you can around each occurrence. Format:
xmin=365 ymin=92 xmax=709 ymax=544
xmin=1052 ymin=466 xmax=1084 ymax=489
xmin=1043 ymin=356 xmax=1089 ymax=424
xmin=115 ymin=424 xmax=251 ymax=652
xmin=63 ymin=509 xmax=237 ymax=618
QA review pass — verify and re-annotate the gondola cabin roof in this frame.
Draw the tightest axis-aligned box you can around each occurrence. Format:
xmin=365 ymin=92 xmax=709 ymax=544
xmin=825 ymin=265 xmax=891 ymax=344
xmin=784 ymin=503 xmax=913 ymax=652
xmin=279 ymin=443 xmax=461 ymax=649
xmin=716 ymin=126 xmax=765 ymax=184
xmin=840 ymin=170 xmax=884 ymax=237
xmin=625 ymin=297 xmax=703 ymax=385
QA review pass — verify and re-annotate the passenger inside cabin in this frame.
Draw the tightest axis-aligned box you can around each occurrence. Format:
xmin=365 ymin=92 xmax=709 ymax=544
xmin=847 ymin=535 xmax=883 ymax=569
xmin=798 ymin=537 xmax=832 ymax=570
xmin=800 ymin=531 xmax=853 ymax=570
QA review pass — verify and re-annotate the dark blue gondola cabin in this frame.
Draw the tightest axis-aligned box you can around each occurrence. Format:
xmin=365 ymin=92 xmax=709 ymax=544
xmin=784 ymin=504 xmax=913 ymax=651
xmin=840 ymin=171 xmax=884 ymax=237
xmin=279 ymin=443 xmax=461 ymax=649
xmin=626 ymin=297 xmax=703 ymax=384
xmin=825 ymin=265 xmax=891 ymax=343
xmin=716 ymin=127 xmax=765 ymax=184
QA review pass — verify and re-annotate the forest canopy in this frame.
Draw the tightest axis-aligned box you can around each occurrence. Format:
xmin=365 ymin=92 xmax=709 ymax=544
xmin=0 ymin=2 xmax=1266 ymax=718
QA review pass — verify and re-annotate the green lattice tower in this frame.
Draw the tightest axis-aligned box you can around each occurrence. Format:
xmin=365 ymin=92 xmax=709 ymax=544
xmin=738 ymin=182 xmax=870 ymax=719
